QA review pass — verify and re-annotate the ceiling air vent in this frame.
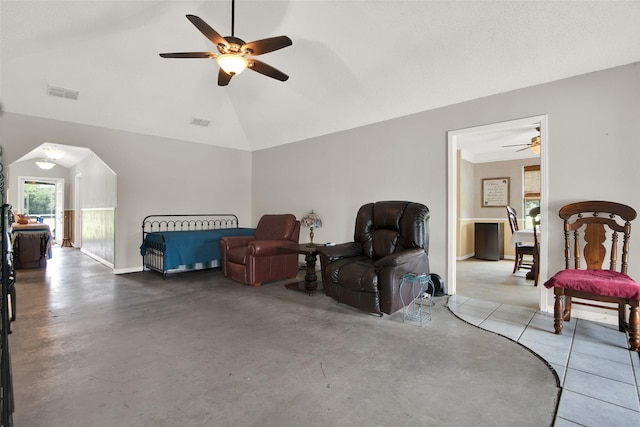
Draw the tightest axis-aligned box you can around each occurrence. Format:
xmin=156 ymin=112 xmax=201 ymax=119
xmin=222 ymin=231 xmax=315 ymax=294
xmin=47 ymin=85 xmax=79 ymax=100
xmin=190 ymin=118 xmax=211 ymax=127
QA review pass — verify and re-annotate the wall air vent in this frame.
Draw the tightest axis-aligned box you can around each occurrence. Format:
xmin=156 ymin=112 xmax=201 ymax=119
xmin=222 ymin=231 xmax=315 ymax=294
xmin=47 ymin=85 xmax=79 ymax=100
xmin=190 ymin=118 xmax=211 ymax=127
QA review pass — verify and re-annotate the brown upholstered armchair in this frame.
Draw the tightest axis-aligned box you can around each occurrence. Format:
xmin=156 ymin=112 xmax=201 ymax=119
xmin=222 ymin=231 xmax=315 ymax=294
xmin=316 ymin=201 xmax=430 ymax=315
xmin=220 ymin=214 xmax=300 ymax=287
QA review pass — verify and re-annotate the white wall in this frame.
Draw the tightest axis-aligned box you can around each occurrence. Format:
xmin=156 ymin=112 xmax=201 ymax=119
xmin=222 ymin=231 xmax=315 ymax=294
xmin=252 ymin=113 xmax=450 ymax=271
xmin=70 ymin=153 xmax=116 ymax=209
xmin=252 ymin=62 xmax=640 ymax=308
xmin=459 ymin=157 xmax=474 ymax=219
xmin=68 ymin=153 xmax=117 ymax=264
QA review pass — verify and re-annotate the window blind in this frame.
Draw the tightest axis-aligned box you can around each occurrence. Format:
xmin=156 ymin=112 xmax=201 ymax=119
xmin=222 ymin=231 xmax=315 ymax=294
xmin=523 ymin=165 xmax=540 ymax=200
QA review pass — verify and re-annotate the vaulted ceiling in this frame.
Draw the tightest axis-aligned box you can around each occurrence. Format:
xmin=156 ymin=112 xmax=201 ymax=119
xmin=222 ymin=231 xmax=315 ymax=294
xmin=2 ymin=1 xmax=640 ymax=152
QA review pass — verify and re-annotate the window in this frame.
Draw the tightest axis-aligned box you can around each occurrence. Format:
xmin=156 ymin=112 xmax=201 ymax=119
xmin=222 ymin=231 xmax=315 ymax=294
xmin=523 ymin=165 xmax=540 ymax=229
xmin=22 ymin=180 xmax=58 ymax=238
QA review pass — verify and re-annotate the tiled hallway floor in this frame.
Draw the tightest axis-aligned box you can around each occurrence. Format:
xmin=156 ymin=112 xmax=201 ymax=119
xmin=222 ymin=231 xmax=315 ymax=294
xmin=448 ymin=295 xmax=640 ymax=426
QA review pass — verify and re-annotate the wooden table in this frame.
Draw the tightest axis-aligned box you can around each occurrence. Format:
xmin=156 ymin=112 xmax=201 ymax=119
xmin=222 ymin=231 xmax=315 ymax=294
xmin=510 ymin=229 xmax=535 ymax=245
xmin=278 ymin=243 xmax=323 ymax=295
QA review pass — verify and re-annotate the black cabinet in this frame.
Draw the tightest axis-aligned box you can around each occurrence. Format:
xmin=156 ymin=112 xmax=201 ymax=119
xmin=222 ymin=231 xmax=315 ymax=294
xmin=474 ymin=222 xmax=504 ymax=261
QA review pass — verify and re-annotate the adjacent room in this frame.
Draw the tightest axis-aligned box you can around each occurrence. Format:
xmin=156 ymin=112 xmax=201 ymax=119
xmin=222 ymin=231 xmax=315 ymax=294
xmin=1 ymin=1 xmax=640 ymax=426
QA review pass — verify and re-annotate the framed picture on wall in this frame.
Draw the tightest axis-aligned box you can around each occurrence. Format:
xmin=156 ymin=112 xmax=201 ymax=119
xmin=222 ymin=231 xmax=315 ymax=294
xmin=482 ymin=177 xmax=509 ymax=207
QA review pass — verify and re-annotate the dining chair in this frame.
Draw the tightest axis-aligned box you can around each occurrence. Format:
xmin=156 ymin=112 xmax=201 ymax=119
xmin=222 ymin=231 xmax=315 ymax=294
xmin=543 ymin=201 xmax=640 ymax=351
xmin=529 ymin=206 xmax=540 ymax=286
xmin=506 ymin=206 xmax=535 ymax=273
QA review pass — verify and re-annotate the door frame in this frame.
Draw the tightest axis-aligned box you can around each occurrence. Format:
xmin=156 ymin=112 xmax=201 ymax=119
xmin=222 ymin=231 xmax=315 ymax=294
xmin=17 ymin=176 xmax=65 ymax=245
xmin=447 ymin=115 xmax=550 ymax=311
xmin=74 ymin=173 xmax=82 ymax=248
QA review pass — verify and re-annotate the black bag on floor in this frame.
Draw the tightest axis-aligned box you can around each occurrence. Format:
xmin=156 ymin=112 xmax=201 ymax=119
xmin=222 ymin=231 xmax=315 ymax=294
xmin=429 ymin=273 xmax=445 ymax=296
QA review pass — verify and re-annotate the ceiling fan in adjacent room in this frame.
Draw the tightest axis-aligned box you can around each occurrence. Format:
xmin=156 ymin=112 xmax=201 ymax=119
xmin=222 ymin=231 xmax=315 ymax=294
xmin=159 ymin=0 xmax=292 ymax=86
xmin=502 ymin=127 xmax=541 ymax=154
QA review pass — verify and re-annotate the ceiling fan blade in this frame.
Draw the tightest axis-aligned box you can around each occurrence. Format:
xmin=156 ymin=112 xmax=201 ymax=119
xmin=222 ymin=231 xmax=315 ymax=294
xmin=516 ymin=146 xmax=532 ymax=152
xmin=501 ymin=143 xmax=531 ymax=148
xmin=242 ymin=36 xmax=292 ymax=55
xmin=248 ymin=59 xmax=289 ymax=81
xmin=159 ymin=52 xmax=217 ymax=59
xmin=186 ymin=14 xmax=229 ymax=52
xmin=218 ymin=69 xmax=233 ymax=86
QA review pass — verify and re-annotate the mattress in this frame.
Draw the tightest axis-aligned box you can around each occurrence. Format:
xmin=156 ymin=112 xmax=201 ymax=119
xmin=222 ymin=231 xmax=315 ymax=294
xmin=141 ymin=227 xmax=255 ymax=271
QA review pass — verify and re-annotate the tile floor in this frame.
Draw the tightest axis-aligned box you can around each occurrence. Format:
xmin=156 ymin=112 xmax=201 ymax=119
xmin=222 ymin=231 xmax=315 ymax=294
xmin=453 ymin=259 xmax=640 ymax=427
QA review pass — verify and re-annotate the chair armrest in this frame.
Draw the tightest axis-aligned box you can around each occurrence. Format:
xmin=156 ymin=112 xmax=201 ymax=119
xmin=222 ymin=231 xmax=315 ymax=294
xmin=316 ymin=242 xmax=362 ymax=262
xmin=374 ymin=248 xmax=428 ymax=269
xmin=248 ymin=240 xmax=297 ymax=257
xmin=375 ymin=248 xmax=430 ymax=314
xmin=220 ymin=235 xmax=255 ymax=251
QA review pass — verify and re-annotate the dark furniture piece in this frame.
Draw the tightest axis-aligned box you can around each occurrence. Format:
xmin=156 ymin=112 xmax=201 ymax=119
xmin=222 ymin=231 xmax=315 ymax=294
xmin=474 ymin=222 xmax=504 ymax=261
xmin=506 ymin=206 xmax=535 ymax=273
xmin=316 ymin=201 xmax=430 ymax=316
xmin=220 ymin=214 xmax=300 ymax=287
xmin=140 ymin=214 xmax=255 ymax=278
xmin=543 ymin=201 xmax=640 ymax=351
xmin=279 ymin=243 xmax=323 ymax=295
xmin=529 ymin=206 xmax=540 ymax=286
xmin=10 ymin=223 xmax=52 ymax=269
xmin=1 ymin=204 xmax=16 ymax=425
xmin=62 ymin=209 xmax=74 ymax=247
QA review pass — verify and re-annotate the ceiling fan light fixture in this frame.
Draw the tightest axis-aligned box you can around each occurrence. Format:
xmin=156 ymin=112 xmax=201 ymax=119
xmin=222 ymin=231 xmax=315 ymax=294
xmin=43 ymin=146 xmax=65 ymax=160
xmin=530 ymin=135 xmax=541 ymax=154
xmin=217 ymin=54 xmax=247 ymax=76
xmin=35 ymin=159 xmax=56 ymax=170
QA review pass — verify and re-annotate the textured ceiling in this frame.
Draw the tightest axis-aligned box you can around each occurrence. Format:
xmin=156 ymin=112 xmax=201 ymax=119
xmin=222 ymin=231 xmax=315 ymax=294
xmin=2 ymin=1 xmax=640 ymax=153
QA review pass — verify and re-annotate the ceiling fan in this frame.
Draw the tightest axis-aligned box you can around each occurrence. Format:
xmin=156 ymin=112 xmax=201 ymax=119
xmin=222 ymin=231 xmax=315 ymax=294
xmin=502 ymin=127 xmax=541 ymax=154
xmin=159 ymin=0 xmax=292 ymax=86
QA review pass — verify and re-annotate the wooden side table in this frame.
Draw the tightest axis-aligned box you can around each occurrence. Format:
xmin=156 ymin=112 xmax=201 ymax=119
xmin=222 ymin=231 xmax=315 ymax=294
xmin=278 ymin=243 xmax=323 ymax=295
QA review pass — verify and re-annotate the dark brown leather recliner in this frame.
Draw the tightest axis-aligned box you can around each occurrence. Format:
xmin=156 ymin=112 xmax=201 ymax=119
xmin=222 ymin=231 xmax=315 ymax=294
xmin=316 ymin=201 xmax=430 ymax=315
xmin=220 ymin=214 xmax=300 ymax=287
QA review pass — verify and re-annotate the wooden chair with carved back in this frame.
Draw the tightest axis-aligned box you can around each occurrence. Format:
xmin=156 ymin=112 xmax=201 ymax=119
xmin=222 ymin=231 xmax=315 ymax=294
xmin=543 ymin=201 xmax=640 ymax=351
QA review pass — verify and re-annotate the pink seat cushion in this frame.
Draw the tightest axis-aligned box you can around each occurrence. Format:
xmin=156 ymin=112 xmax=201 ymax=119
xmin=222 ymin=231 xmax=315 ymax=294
xmin=544 ymin=269 xmax=640 ymax=299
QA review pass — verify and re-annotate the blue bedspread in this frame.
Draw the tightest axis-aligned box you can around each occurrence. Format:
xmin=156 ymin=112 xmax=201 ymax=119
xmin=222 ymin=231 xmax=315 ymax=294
xmin=140 ymin=228 xmax=255 ymax=271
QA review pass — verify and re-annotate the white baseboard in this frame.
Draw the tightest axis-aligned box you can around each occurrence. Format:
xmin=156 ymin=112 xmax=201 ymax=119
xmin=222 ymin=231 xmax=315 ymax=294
xmin=114 ymin=266 xmax=144 ymax=275
xmin=80 ymin=248 xmax=114 ymax=270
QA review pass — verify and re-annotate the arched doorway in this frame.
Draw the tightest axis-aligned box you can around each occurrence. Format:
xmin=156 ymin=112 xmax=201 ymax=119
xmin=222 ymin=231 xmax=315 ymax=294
xmin=8 ymin=143 xmax=116 ymax=268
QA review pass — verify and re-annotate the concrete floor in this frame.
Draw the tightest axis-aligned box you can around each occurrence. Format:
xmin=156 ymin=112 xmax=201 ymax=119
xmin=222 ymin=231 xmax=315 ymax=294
xmin=10 ymin=248 xmax=559 ymax=427
xmin=456 ymin=257 xmax=539 ymax=309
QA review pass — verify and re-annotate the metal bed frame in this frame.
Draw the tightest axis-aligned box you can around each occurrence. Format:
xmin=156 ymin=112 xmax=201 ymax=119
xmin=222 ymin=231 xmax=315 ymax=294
xmin=141 ymin=213 xmax=240 ymax=278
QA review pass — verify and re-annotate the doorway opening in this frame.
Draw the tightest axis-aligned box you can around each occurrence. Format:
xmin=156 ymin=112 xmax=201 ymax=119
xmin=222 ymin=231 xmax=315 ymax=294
xmin=447 ymin=115 xmax=549 ymax=312
xmin=18 ymin=177 xmax=64 ymax=244
xmin=9 ymin=143 xmax=116 ymax=269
